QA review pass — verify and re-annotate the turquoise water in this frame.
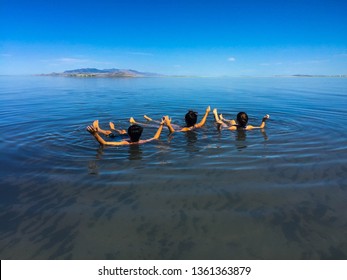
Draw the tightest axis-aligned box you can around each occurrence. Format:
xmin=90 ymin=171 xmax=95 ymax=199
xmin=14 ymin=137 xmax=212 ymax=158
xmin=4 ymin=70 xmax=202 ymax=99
xmin=0 ymin=76 xmax=346 ymax=259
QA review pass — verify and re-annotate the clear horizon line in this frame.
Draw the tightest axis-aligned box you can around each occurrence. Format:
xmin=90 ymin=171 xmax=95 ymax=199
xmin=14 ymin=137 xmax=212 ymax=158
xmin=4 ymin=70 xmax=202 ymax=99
xmin=1 ymin=73 xmax=347 ymax=78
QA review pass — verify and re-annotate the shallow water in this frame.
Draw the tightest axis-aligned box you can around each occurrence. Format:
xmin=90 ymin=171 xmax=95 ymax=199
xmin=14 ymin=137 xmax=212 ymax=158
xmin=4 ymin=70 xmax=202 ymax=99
xmin=0 ymin=76 xmax=347 ymax=259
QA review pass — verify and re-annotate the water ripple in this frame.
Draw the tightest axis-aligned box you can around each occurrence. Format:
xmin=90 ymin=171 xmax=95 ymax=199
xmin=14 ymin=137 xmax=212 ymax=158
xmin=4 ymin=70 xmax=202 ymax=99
xmin=1 ymin=76 xmax=347 ymax=259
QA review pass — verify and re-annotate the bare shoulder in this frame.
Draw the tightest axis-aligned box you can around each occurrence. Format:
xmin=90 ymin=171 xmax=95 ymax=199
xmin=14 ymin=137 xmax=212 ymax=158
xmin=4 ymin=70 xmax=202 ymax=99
xmin=228 ymin=126 xmax=237 ymax=131
xmin=108 ymin=140 xmax=131 ymax=146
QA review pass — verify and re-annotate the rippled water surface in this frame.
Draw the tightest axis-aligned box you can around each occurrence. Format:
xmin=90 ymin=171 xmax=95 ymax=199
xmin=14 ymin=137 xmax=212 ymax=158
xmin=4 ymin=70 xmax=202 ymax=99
xmin=1 ymin=76 xmax=347 ymax=259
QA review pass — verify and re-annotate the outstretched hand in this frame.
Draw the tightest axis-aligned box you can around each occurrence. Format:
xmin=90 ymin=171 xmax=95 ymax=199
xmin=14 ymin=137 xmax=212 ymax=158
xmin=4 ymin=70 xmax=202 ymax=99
xmin=87 ymin=125 xmax=98 ymax=135
xmin=262 ymin=114 xmax=270 ymax=122
xmin=206 ymin=105 xmax=211 ymax=113
xmin=160 ymin=117 xmax=165 ymax=125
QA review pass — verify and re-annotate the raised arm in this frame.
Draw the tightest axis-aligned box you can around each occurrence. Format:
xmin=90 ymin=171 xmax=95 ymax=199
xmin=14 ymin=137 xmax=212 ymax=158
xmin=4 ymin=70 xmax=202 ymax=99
xmin=163 ymin=116 xmax=176 ymax=133
xmin=195 ymin=106 xmax=211 ymax=128
xmin=247 ymin=115 xmax=270 ymax=129
xmin=140 ymin=120 xmax=165 ymax=143
xmin=153 ymin=119 xmax=165 ymax=139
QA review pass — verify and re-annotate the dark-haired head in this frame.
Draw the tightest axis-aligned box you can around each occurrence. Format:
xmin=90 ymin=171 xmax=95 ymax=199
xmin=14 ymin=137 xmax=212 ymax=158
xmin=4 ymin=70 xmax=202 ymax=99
xmin=236 ymin=112 xmax=248 ymax=128
xmin=185 ymin=110 xmax=198 ymax=127
xmin=128 ymin=124 xmax=143 ymax=142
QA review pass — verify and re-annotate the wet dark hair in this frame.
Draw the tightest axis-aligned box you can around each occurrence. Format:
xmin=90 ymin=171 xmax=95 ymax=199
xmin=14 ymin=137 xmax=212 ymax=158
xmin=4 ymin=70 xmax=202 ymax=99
xmin=185 ymin=110 xmax=198 ymax=127
xmin=236 ymin=112 xmax=248 ymax=128
xmin=128 ymin=124 xmax=143 ymax=142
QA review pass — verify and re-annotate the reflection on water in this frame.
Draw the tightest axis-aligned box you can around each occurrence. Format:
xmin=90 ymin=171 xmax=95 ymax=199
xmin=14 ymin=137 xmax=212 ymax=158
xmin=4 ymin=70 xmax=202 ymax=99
xmin=0 ymin=76 xmax=347 ymax=259
xmin=234 ymin=129 xmax=268 ymax=151
xmin=128 ymin=145 xmax=143 ymax=160
xmin=235 ymin=130 xmax=247 ymax=150
xmin=184 ymin=131 xmax=199 ymax=153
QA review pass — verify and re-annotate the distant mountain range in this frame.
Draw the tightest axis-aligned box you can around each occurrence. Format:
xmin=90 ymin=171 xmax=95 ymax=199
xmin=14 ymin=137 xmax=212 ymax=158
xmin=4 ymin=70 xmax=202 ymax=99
xmin=42 ymin=68 xmax=162 ymax=77
xmin=39 ymin=69 xmax=347 ymax=78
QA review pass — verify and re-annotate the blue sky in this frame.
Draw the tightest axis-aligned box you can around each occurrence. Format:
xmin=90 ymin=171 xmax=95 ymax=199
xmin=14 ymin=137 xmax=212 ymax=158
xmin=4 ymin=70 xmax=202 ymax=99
xmin=1 ymin=0 xmax=346 ymax=76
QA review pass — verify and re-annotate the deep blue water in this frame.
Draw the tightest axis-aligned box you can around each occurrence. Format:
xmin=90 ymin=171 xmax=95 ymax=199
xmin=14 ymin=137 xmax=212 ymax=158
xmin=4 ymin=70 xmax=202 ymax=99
xmin=0 ymin=76 xmax=347 ymax=259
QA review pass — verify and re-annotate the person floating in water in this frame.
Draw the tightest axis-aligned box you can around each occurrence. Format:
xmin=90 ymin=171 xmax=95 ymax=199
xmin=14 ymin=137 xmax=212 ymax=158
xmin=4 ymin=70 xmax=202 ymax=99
xmin=131 ymin=106 xmax=211 ymax=133
xmin=213 ymin=108 xmax=270 ymax=130
xmin=92 ymin=120 xmax=127 ymax=137
xmin=86 ymin=119 xmax=165 ymax=146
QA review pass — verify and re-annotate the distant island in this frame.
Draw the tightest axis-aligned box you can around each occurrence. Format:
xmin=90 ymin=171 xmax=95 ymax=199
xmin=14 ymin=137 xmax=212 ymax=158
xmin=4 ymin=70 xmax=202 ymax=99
xmin=38 ymin=68 xmax=347 ymax=78
xmin=40 ymin=68 xmax=163 ymax=78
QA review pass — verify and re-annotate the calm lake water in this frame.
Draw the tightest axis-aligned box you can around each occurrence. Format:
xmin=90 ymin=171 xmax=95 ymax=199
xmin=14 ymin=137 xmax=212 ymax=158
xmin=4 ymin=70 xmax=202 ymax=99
xmin=0 ymin=76 xmax=346 ymax=259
